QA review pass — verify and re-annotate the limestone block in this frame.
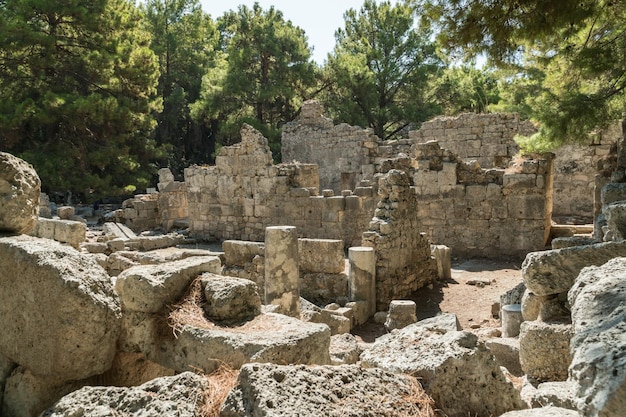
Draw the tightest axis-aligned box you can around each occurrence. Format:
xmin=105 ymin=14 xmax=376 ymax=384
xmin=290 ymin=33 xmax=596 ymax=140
xmin=521 ymin=290 xmax=542 ymax=321
xmin=221 ymin=364 xmax=433 ymax=417
xmin=202 ymin=274 xmax=261 ymax=322
xmin=568 ymin=257 xmax=626 ymax=417
xmin=300 ymin=298 xmax=351 ymax=335
xmin=1 ymin=367 xmax=85 ymax=417
xmin=485 ymin=337 xmax=522 ymax=376
xmin=102 ymin=222 xmax=137 ymax=239
xmin=0 ymin=152 xmax=40 ymax=234
xmin=115 ymin=256 xmax=222 ymax=313
xmin=56 ymin=205 xmax=75 ymax=220
xmin=503 ymin=173 xmax=537 ymax=190
xmin=348 ymin=246 xmax=376 ymax=316
xmin=329 ymin=333 xmax=360 ymax=365
xmin=431 ymin=244 xmax=452 ymax=280
xmin=601 ymin=182 xmax=626 ymax=207
xmin=522 ymin=241 xmax=626 ymax=296
xmin=521 ymin=379 xmax=577 ymax=410
xmin=264 ymin=226 xmax=300 ymax=317
xmin=500 ymin=282 xmax=526 ymax=306
xmin=385 ymin=300 xmax=417 ymax=331
xmin=604 ymin=201 xmax=626 ymax=240
xmin=223 ymin=240 xmax=264 ymax=267
xmin=507 ymin=195 xmax=546 ymax=220
xmin=0 ymin=354 xmax=16 ymax=412
xmin=161 ymin=313 xmax=330 ymax=373
xmin=360 ymin=326 xmax=524 ymax=417
xmin=0 ymin=235 xmax=121 ymax=381
xmin=298 ymin=238 xmax=344 ymax=273
xmin=498 ymin=407 xmax=578 ymax=417
xmin=345 ymin=301 xmax=369 ymax=326
xmin=519 ymin=320 xmax=573 ymax=381
xmin=415 ymin=313 xmax=462 ymax=332
xmin=42 ymin=372 xmax=208 ymax=417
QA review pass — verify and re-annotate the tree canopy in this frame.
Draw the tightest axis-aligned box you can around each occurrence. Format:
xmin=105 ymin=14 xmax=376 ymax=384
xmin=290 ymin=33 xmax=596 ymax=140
xmin=324 ymin=0 xmax=442 ymax=140
xmin=0 ymin=0 xmax=165 ymax=199
xmin=423 ymin=0 xmax=626 ymax=149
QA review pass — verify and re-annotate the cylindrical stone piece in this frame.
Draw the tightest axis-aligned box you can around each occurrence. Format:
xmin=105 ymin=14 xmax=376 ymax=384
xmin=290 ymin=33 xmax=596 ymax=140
xmin=348 ymin=247 xmax=376 ymax=317
xmin=501 ymin=304 xmax=524 ymax=337
xmin=384 ymin=300 xmax=417 ymax=331
xmin=264 ymin=226 xmax=300 ymax=317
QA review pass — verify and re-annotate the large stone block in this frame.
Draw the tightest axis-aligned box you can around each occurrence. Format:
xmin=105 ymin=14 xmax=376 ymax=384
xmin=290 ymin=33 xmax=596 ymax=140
xmin=519 ymin=320 xmax=573 ymax=381
xmin=298 ymin=238 xmax=345 ymax=273
xmin=221 ymin=363 xmax=434 ymax=417
xmin=360 ymin=325 xmax=524 ymax=417
xmin=522 ymin=240 xmax=626 ymax=296
xmin=0 ymin=235 xmax=120 ymax=381
xmin=202 ymin=274 xmax=261 ymax=322
xmin=568 ymin=257 xmax=626 ymax=417
xmin=161 ymin=313 xmax=330 ymax=373
xmin=498 ymin=407 xmax=578 ymax=417
xmin=42 ymin=372 xmax=208 ymax=417
xmin=116 ymin=256 xmax=221 ymax=313
xmin=223 ymin=240 xmax=264 ymax=266
xmin=0 ymin=152 xmax=40 ymax=234
xmin=31 ymin=217 xmax=86 ymax=248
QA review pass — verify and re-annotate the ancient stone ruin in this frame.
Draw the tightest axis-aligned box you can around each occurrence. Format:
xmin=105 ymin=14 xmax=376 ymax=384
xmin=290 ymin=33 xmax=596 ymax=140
xmin=0 ymin=96 xmax=625 ymax=417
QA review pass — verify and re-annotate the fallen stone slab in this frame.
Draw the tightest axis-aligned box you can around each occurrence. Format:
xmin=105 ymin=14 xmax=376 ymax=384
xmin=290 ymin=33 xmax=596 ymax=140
xmin=329 ymin=333 xmax=360 ymax=365
xmin=41 ymin=372 xmax=208 ymax=417
xmin=360 ymin=325 xmax=524 ymax=417
xmin=102 ymin=221 xmax=137 ymax=239
xmin=202 ymin=274 xmax=261 ymax=322
xmin=300 ymin=298 xmax=350 ymax=335
xmin=115 ymin=256 xmax=221 ymax=313
xmin=159 ymin=313 xmax=331 ymax=374
xmin=0 ymin=152 xmax=40 ymax=234
xmin=0 ymin=235 xmax=120 ymax=381
xmin=220 ymin=363 xmax=434 ymax=417
xmin=568 ymin=257 xmax=626 ymax=417
xmin=520 ymin=379 xmax=577 ymax=410
xmin=31 ymin=217 xmax=86 ymax=248
xmin=521 ymin=240 xmax=626 ymax=296
xmin=486 ymin=337 xmax=522 ymax=376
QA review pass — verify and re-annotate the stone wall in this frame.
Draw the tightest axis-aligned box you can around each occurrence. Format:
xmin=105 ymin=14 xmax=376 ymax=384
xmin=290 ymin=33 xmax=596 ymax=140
xmin=411 ymin=141 xmax=554 ymax=257
xmin=410 ymin=112 xmax=537 ymax=169
xmin=362 ymin=170 xmax=438 ymax=310
xmin=186 ymin=124 xmax=378 ymax=246
xmin=157 ymin=168 xmax=188 ymax=231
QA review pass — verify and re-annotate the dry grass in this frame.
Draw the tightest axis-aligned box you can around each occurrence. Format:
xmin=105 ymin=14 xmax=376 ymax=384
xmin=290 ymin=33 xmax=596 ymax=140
xmin=197 ymin=364 xmax=239 ymax=417
xmin=168 ymin=277 xmax=213 ymax=336
xmin=398 ymin=377 xmax=436 ymax=417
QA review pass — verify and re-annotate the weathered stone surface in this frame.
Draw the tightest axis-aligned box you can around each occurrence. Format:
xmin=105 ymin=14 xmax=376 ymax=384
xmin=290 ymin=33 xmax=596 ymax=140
xmin=551 ymin=236 xmax=597 ymax=249
xmin=348 ymin=246 xmax=376 ymax=316
xmin=520 ymin=379 xmax=577 ymax=410
xmin=498 ymin=407 xmax=578 ymax=417
xmin=519 ymin=320 xmax=573 ymax=382
xmin=202 ymin=273 xmax=261 ymax=322
xmin=521 ymin=240 xmax=626 ymax=296
xmin=264 ymin=226 xmax=300 ymax=317
xmin=0 ymin=354 xmax=16 ymax=412
xmin=0 ymin=152 xmax=40 ymax=234
xmin=360 ymin=325 xmax=524 ymax=417
xmin=160 ymin=313 xmax=330 ymax=374
xmin=568 ymin=257 xmax=626 ymax=417
xmin=298 ymin=238 xmax=345 ymax=273
xmin=385 ymin=299 xmax=417 ymax=331
xmin=31 ymin=218 xmax=86 ymax=248
xmin=415 ymin=313 xmax=462 ymax=332
xmin=521 ymin=290 xmax=542 ymax=321
xmin=500 ymin=282 xmax=526 ymax=306
xmin=300 ymin=298 xmax=350 ymax=335
xmin=486 ymin=337 xmax=522 ymax=376
xmin=2 ymin=367 xmax=83 ymax=417
xmin=41 ymin=372 xmax=208 ymax=417
xmin=223 ymin=240 xmax=264 ymax=266
xmin=0 ymin=235 xmax=120 ymax=381
xmin=221 ymin=363 xmax=434 ymax=417
xmin=329 ymin=333 xmax=360 ymax=365
xmin=115 ymin=256 xmax=221 ymax=313
xmin=501 ymin=304 xmax=523 ymax=337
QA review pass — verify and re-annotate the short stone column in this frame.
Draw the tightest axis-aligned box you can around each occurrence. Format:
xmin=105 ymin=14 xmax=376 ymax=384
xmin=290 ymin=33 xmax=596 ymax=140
xmin=501 ymin=304 xmax=524 ymax=337
xmin=264 ymin=226 xmax=300 ymax=317
xmin=384 ymin=300 xmax=417 ymax=331
xmin=348 ymin=247 xmax=376 ymax=316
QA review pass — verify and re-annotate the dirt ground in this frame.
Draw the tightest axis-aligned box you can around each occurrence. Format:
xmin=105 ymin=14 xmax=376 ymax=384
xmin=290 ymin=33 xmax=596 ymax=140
xmin=354 ymin=257 xmax=524 ymax=342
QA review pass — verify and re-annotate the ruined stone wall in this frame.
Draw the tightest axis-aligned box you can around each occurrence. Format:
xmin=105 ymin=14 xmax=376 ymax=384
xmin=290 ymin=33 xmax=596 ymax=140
xmin=552 ymin=122 xmax=620 ymax=223
xmin=282 ymin=101 xmax=379 ymax=192
xmin=157 ymin=168 xmax=188 ymax=231
xmin=412 ymin=141 xmax=553 ymax=257
xmin=410 ymin=113 xmax=537 ymax=169
xmin=362 ymin=170 xmax=438 ymax=310
xmin=185 ymin=124 xmax=377 ymax=246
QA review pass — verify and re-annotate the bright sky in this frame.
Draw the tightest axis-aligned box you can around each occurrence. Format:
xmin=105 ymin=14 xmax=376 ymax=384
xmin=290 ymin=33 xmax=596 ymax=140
xmin=199 ymin=1 xmax=376 ymax=64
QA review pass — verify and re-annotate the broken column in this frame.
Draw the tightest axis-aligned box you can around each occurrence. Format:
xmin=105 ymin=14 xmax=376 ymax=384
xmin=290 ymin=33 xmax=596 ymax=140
xmin=264 ymin=226 xmax=300 ymax=317
xmin=348 ymin=246 xmax=376 ymax=316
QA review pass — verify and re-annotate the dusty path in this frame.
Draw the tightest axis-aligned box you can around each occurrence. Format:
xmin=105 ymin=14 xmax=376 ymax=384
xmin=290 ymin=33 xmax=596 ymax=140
xmin=354 ymin=257 xmax=524 ymax=342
